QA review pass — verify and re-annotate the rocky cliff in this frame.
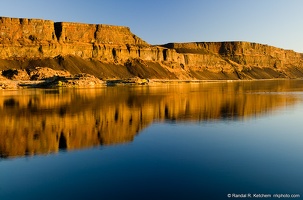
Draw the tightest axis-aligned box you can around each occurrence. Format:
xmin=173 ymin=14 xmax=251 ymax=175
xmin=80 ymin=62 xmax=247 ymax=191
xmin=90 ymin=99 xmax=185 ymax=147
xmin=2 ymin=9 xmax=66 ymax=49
xmin=1 ymin=16 xmax=303 ymax=80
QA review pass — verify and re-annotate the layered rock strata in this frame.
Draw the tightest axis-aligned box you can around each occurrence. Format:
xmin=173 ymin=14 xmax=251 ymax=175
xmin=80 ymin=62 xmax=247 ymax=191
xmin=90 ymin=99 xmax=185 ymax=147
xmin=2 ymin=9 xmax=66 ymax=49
xmin=0 ymin=67 xmax=105 ymax=89
xmin=1 ymin=16 xmax=303 ymax=80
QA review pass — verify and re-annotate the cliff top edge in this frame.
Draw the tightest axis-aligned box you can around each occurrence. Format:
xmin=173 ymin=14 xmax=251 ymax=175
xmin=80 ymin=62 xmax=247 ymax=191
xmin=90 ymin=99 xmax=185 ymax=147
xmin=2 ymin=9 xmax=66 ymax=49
xmin=0 ymin=16 xmax=130 ymax=29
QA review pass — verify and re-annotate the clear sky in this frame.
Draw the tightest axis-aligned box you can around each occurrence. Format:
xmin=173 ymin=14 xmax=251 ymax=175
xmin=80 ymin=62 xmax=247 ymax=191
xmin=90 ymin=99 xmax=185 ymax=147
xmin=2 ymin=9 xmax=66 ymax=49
xmin=1 ymin=0 xmax=303 ymax=52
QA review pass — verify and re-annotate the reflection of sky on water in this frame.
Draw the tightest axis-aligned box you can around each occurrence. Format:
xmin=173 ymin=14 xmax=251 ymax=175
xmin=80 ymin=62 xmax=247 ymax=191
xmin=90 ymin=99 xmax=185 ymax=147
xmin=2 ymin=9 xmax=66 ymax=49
xmin=0 ymin=100 xmax=302 ymax=199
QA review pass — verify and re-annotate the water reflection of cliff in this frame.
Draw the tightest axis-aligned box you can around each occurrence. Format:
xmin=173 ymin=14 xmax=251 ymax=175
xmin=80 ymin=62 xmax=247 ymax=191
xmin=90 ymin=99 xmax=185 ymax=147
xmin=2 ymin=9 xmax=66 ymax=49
xmin=1 ymin=80 xmax=302 ymax=158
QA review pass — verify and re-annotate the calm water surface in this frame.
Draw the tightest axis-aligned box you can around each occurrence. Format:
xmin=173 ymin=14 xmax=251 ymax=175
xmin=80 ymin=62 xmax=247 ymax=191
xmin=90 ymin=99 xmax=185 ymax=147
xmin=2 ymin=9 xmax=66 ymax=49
xmin=0 ymin=80 xmax=303 ymax=200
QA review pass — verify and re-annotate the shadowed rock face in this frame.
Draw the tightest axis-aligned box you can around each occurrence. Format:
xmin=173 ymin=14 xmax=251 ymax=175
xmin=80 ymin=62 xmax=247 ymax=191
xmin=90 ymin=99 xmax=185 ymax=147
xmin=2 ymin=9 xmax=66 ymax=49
xmin=1 ymin=80 xmax=303 ymax=158
xmin=1 ymin=16 xmax=303 ymax=80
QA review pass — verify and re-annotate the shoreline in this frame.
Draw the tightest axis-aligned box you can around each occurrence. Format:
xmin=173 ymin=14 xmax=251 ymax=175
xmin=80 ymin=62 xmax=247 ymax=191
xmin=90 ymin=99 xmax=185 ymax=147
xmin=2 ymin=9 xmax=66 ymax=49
xmin=1 ymin=77 xmax=302 ymax=90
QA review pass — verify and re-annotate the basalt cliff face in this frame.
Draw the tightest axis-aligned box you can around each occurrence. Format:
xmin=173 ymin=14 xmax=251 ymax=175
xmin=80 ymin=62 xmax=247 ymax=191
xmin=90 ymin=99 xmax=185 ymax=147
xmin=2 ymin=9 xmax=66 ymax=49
xmin=1 ymin=16 xmax=303 ymax=80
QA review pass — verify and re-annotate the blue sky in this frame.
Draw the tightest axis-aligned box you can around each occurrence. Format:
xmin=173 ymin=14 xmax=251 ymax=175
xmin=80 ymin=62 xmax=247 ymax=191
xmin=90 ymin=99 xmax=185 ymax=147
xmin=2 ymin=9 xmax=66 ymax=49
xmin=1 ymin=0 xmax=303 ymax=52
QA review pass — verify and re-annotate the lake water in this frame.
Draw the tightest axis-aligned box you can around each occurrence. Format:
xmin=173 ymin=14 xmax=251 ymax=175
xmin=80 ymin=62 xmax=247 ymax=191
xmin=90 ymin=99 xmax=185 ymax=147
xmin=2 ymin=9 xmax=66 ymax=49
xmin=0 ymin=80 xmax=303 ymax=200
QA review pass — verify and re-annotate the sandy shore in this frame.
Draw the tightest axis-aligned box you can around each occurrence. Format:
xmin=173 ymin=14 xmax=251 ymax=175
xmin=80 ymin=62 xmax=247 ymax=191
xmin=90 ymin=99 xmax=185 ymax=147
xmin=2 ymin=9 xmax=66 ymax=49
xmin=1 ymin=67 xmax=301 ymax=90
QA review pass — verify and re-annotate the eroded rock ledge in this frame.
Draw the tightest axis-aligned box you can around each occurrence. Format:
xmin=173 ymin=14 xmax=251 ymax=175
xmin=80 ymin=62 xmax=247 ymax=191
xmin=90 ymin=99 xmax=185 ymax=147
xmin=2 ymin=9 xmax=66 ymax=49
xmin=1 ymin=16 xmax=303 ymax=81
xmin=0 ymin=67 xmax=105 ymax=89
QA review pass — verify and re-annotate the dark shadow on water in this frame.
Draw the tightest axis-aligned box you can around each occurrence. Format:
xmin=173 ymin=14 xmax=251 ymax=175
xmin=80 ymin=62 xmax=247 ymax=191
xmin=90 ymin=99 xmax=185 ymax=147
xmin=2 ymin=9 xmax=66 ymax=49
xmin=59 ymin=132 xmax=67 ymax=150
xmin=3 ymin=98 xmax=19 ymax=108
xmin=43 ymin=89 xmax=60 ymax=94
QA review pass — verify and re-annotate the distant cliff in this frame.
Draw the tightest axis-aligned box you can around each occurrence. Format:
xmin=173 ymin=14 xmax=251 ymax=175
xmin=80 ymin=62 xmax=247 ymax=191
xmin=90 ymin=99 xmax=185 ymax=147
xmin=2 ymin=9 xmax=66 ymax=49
xmin=1 ymin=16 xmax=303 ymax=80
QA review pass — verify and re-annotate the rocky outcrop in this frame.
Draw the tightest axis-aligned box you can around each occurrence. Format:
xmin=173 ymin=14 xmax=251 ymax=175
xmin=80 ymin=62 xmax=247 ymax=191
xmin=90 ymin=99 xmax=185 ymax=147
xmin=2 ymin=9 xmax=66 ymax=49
xmin=0 ymin=17 xmax=148 ymax=59
xmin=1 ymin=16 xmax=303 ymax=80
xmin=0 ymin=67 xmax=105 ymax=89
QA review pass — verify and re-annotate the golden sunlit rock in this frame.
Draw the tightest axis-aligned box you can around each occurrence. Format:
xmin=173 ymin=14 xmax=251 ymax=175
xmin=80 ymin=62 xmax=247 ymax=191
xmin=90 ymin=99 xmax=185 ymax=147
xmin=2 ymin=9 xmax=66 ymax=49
xmin=1 ymin=17 xmax=303 ymax=80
